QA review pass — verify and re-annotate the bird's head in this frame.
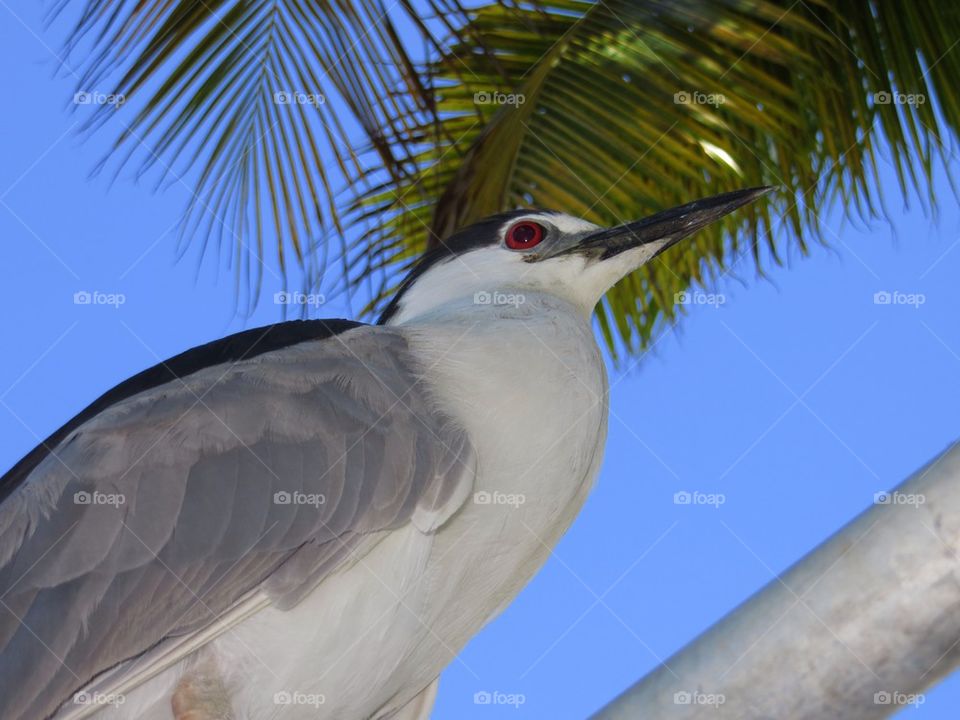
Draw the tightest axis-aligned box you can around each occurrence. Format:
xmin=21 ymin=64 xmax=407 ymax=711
xmin=379 ymin=187 xmax=773 ymax=324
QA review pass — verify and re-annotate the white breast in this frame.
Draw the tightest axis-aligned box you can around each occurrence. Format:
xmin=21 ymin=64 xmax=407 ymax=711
xmin=402 ymin=293 xmax=609 ymax=642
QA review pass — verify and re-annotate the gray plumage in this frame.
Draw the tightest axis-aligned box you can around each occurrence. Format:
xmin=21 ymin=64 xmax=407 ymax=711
xmin=0 ymin=324 xmax=474 ymax=720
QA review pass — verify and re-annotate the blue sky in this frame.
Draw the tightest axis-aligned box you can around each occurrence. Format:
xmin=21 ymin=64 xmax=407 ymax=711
xmin=2 ymin=2 xmax=960 ymax=718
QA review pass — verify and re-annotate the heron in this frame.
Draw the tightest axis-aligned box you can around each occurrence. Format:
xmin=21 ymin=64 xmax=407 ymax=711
xmin=0 ymin=187 xmax=770 ymax=719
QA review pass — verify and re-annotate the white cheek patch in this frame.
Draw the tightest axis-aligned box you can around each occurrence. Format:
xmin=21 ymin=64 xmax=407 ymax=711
xmin=390 ymin=247 xmax=531 ymax=323
xmin=387 ymin=212 xmax=647 ymax=324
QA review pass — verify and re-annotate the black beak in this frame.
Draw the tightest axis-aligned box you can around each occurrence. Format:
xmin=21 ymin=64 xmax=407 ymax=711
xmin=574 ymin=186 xmax=775 ymax=260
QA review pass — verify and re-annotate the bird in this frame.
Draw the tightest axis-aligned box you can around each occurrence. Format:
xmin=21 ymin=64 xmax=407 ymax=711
xmin=0 ymin=186 xmax=770 ymax=720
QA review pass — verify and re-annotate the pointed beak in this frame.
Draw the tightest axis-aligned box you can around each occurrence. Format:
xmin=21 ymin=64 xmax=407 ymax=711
xmin=572 ymin=186 xmax=775 ymax=260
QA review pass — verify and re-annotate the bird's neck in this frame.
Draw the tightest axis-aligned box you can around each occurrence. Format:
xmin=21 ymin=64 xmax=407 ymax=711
xmin=397 ymin=293 xmax=609 ymax=522
xmin=388 ymin=288 xmax=594 ymax=327
xmin=396 ymin=292 xmax=607 ymax=425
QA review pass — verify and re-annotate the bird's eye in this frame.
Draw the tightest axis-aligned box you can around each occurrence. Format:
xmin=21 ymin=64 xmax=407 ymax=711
xmin=505 ymin=221 xmax=545 ymax=250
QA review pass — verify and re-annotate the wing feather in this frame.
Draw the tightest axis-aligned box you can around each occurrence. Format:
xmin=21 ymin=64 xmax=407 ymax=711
xmin=0 ymin=323 xmax=474 ymax=720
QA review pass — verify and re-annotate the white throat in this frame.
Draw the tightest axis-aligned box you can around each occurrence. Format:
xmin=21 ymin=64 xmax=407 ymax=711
xmin=387 ymin=244 xmax=654 ymax=326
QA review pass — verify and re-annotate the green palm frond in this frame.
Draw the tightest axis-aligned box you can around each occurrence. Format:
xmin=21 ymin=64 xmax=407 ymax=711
xmin=352 ymin=0 xmax=960 ymax=356
xmin=58 ymin=0 xmax=472 ymax=305
xmin=62 ymin=0 xmax=960 ymax=355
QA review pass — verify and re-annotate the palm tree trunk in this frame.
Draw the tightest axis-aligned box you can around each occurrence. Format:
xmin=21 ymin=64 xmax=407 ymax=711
xmin=592 ymin=441 xmax=960 ymax=719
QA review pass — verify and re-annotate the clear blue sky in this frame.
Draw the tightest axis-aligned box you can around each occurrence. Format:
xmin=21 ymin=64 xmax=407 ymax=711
xmin=2 ymin=3 xmax=960 ymax=718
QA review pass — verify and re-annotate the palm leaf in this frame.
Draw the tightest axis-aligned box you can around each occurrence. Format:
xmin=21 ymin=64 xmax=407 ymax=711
xmin=351 ymin=0 xmax=960 ymax=357
xmin=61 ymin=0 xmax=960 ymax=355
xmin=57 ymin=0 xmax=472 ymax=308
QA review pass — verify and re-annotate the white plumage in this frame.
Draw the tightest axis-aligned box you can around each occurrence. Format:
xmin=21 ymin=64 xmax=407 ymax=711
xmin=0 ymin=190 xmax=770 ymax=720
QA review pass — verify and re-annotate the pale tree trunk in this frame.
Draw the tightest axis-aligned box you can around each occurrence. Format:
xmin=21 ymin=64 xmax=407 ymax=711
xmin=592 ymin=441 xmax=960 ymax=719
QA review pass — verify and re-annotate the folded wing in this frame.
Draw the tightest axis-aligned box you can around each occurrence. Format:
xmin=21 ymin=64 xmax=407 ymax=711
xmin=0 ymin=321 xmax=474 ymax=720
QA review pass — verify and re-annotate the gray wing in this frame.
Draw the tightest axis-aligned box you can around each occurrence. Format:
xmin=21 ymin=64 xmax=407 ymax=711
xmin=0 ymin=324 xmax=474 ymax=720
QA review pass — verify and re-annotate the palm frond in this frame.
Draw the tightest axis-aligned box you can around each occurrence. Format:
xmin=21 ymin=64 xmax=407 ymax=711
xmin=350 ymin=0 xmax=960 ymax=356
xmin=61 ymin=0 xmax=960 ymax=355
xmin=58 ymin=0 xmax=471 ymax=308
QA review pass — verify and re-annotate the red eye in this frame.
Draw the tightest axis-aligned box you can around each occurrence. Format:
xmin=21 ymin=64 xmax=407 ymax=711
xmin=505 ymin=221 xmax=545 ymax=250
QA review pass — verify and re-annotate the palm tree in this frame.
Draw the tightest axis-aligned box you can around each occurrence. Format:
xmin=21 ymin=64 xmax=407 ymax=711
xmin=60 ymin=0 xmax=960 ymax=357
